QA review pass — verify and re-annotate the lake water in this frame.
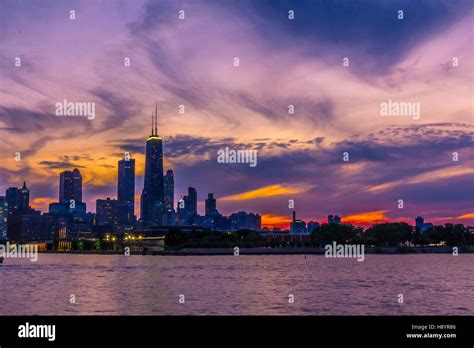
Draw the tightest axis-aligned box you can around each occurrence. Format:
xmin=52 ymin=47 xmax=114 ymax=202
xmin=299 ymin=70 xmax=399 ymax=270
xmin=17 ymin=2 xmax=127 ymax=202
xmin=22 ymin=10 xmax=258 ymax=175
xmin=0 ymin=254 xmax=472 ymax=315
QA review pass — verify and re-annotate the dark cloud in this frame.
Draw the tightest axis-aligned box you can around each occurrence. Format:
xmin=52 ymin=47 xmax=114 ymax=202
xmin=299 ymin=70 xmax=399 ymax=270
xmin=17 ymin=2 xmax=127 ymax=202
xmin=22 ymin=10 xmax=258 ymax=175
xmin=0 ymin=106 xmax=89 ymax=134
xmin=89 ymin=88 xmax=143 ymax=133
xmin=165 ymin=135 xmax=236 ymax=158
xmin=38 ymin=161 xmax=85 ymax=169
xmin=0 ymin=106 xmax=102 ymax=159
xmin=109 ymin=138 xmax=145 ymax=155
xmin=164 ymin=124 xmax=473 ymax=215
xmin=128 ymin=0 xmax=471 ymax=79
xmin=128 ymin=0 xmax=182 ymax=35
xmin=232 ymin=0 xmax=473 ymax=75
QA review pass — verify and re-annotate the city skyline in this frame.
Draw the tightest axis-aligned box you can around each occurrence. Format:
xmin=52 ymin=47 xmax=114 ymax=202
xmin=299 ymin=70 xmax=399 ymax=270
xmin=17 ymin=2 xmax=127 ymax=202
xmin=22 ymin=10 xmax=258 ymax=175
xmin=0 ymin=122 xmax=465 ymax=232
xmin=0 ymin=0 xmax=473 ymax=229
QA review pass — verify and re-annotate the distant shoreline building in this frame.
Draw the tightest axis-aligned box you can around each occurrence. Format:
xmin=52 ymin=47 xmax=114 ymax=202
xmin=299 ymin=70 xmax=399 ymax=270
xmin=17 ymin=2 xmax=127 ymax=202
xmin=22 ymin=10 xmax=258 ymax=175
xmin=290 ymin=211 xmax=306 ymax=234
xmin=416 ymin=216 xmax=433 ymax=233
xmin=328 ymin=214 xmax=341 ymax=224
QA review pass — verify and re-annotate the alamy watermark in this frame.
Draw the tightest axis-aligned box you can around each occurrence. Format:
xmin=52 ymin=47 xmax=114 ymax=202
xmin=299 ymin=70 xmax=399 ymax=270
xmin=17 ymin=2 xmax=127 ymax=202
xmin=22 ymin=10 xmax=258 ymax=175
xmin=217 ymin=147 xmax=257 ymax=167
xmin=55 ymin=99 xmax=95 ymax=120
xmin=324 ymin=242 xmax=365 ymax=262
xmin=380 ymin=99 xmax=420 ymax=120
xmin=0 ymin=242 xmax=38 ymax=262
xmin=18 ymin=322 xmax=55 ymax=341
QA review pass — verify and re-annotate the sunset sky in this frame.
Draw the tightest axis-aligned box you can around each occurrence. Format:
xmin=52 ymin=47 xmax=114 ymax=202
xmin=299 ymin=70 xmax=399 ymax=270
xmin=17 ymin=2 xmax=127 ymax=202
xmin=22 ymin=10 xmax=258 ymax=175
xmin=0 ymin=0 xmax=473 ymax=228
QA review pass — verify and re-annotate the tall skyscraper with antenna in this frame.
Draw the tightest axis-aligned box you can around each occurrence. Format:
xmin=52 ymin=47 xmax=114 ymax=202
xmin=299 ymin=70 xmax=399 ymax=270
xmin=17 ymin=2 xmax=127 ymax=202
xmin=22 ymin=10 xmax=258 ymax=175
xmin=140 ymin=102 xmax=165 ymax=222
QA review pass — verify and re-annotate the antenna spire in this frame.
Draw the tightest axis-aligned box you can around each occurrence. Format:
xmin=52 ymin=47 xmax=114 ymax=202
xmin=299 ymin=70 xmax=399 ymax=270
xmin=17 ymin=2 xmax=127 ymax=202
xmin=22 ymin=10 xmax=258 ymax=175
xmin=151 ymin=112 xmax=154 ymax=136
xmin=155 ymin=101 xmax=158 ymax=135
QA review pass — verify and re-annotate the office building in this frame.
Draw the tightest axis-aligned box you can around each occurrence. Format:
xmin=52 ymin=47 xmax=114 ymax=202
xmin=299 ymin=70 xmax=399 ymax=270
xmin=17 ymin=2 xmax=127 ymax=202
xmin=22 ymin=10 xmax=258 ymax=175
xmin=141 ymin=104 xmax=165 ymax=222
xmin=59 ymin=169 xmax=82 ymax=203
xmin=205 ymin=193 xmax=217 ymax=216
xmin=0 ymin=196 xmax=7 ymax=240
xmin=164 ymin=169 xmax=174 ymax=211
xmin=118 ymin=158 xmax=135 ymax=223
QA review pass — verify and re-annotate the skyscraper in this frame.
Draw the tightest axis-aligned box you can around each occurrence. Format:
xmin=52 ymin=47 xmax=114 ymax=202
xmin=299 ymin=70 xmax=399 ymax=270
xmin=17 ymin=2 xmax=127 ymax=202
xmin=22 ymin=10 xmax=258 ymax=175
xmin=177 ymin=187 xmax=198 ymax=225
xmin=186 ymin=187 xmax=197 ymax=217
xmin=0 ymin=196 xmax=8 ymax=240
xmin=118 ymin=158 xmax=135 ymax=223
xmin=164 ymin=169 xmax=174 ymax=211
xmin=19 ymin=182 xmax=29 ymax=211
xmin=229 ymin=211 xmax=261 ymax=231
xmin=141 ymin=104 xmax=165 ymax=222
xmin=6 ymin=187 xmax=20 ymax=212
xmin=205 ymin=193 xmax=217 ymax=216
xmin=328 ymin=214 xmax=341 ymax=224
xmin=5 ymin=182 xmax=41 ymax=242
xmin=96 ymin=198 xmax=129 ymax=226
xmin=290 ymin=210 xmax=306 ymax=234
xmin=59 ymin=168 xmax=82 ymax=203
xmin=415 ymin=216 xmax=433 ymax=233
xmin=415 ymin=216 xmax=424 ymax=229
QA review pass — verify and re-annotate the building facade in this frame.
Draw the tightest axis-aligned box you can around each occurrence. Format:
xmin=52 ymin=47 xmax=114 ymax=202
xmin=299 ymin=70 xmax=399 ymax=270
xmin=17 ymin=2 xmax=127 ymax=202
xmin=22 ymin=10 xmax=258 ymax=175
xmin=118 ymin=158 xmax=135 ymax=223
xmin=205 ymin=193 xmax=217 ymax=216
xmin=0 ymin=196 xmax=8 ymax=240
xmin=164 ymin=169 xmax=174 ymax=211
xmin=59 ymin=169 xmax=82 ymax=203
xmin=141 ymin=106 xmax=165 ymax=223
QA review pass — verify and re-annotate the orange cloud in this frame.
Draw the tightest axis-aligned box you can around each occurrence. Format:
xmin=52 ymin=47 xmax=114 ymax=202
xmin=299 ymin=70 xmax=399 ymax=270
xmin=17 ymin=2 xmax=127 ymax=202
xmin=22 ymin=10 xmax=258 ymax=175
xmin=31 ymin=197 xmax=56 ymax=212
xmin=368 ymin=167 xmax=474 ymax=193
xmin=261 ymin=214 xmax=292 ymax=229
xmin=457 ymin=213 xmax=474 ymax=219
xmin=221 ymin=184 xmax=309 ymax=201
xmin=341 ymin=210 xmax=389 ymax=225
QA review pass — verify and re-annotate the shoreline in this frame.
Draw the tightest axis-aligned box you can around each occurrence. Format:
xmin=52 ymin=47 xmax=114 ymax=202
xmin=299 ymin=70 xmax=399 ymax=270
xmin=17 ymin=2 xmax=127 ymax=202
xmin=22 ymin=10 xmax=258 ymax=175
xmin=36 ymin=246 xmax=474 ymax=256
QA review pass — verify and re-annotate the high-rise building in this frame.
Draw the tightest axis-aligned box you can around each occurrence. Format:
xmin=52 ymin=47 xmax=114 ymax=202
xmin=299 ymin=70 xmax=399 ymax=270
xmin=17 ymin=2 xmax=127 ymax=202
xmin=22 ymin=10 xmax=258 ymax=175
xmin=415 ymin=216 xmax=424 ymax=229
xmin=6 ymin=183 xmax=29 ymax=213
xmin=118 ymin=158 xmax=135 ymax=223
xmin=51 ymin=169 xmax=86 ymax=214
xmin=19 ymin=182 xmax=30 ymax=211
xmin=328 ymin=214 xmax=341 ymax=224
xmin=290 ymin=211 xmax=306 ymax=234
xmin=229 ymin=211 xmax=261 ymax=231
xmin=415 ymin=216 xmax=433 ymax=233
xmin=5 ymin=182 xmax=43 ymax=242
xmin=96 ymin=198 xmax=129 ymax=226
xmin=176 ymin=196 xmax=186 ymax=225
xmin=205 ymin=193 xmax=217 ymax=216
xmin=176 ymin=187 xmax=198 ymax=225
xmin=164 ymin=169 xmax=174 ymax=211
xmin=0 ymin=196 xmax=8 ymax=240
xmin=141 ymin=104 xmax=165 ymax=222
xmin=8 ymin=209 xmax=42 ymax=242
xmin=187 ymin=187 xmax=197 ymax=217
xmin=59 ymin=168 xmax=82 ymax=203
xmin=6 ymin=187 xmax=20 ymax=212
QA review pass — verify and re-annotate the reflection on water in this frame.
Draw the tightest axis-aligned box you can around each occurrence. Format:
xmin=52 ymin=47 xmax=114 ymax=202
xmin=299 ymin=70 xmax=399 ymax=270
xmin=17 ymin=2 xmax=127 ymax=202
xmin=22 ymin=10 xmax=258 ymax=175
xmin=0 ymin=254 xmax=472 ymax=315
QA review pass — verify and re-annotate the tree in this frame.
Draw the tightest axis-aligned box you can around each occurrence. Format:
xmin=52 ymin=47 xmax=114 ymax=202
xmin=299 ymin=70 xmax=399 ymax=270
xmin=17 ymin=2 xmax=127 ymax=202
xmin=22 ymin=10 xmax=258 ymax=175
xmin=165 ymin=229 xmax=188 ymax=247
xmin=412 ymin=229 xmax=430 ymax=247
xmin=364 ymin=223 xmax=413 ymax=247
xmin=311 ymin=223 xmax=360 ymax=246
xmin=442 ymin=224 xmax=469 ymax=247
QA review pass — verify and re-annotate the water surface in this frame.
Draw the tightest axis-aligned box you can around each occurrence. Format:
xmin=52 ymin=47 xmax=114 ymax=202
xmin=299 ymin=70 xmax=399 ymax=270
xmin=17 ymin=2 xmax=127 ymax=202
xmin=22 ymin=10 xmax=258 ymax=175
xmin=0 ymin=254 xmax=472 ymax=315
